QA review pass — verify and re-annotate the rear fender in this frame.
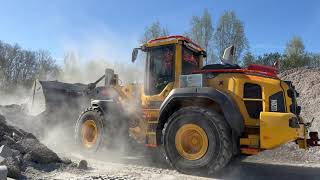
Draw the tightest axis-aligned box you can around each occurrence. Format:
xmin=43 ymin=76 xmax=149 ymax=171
xmin=157 ymin=87 xmax=244 ymax=144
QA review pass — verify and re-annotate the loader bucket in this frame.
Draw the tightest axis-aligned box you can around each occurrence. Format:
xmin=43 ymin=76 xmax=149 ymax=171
xmin=31 ymin=80 xmax=92 ymax=125
xmin=38 ymin=80 xmax=89 ymax=110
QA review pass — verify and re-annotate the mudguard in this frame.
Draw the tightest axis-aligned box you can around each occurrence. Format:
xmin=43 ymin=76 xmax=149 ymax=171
xmin=91 ymin=99 xmax=122 ymax=115
xmin=157 ymin=87 xmax=244 ymax=140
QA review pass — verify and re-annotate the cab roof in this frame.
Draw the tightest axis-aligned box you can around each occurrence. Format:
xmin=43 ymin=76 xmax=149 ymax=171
xmin=144 ymin=35 xmax=206 ymax=54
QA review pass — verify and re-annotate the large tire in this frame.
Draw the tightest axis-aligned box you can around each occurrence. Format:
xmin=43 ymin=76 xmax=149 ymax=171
xmin=162 ymin=106 xmax=233 ymax=175
xmin=75 ymin=107 xmax=106 ymax=152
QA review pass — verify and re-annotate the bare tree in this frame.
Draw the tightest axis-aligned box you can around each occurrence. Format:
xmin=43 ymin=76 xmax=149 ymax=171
xmin=140 ymin=20 xmax=169 ymax=43
xmin=0 ymin=40 xmax=60 ymax=92
xmin=214 ymin=11 xmax=248 ymax=64
xmin=187 ymin=9 xmax=214 ymax=64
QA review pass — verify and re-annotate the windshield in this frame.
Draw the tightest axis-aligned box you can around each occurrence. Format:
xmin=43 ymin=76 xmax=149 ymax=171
xmin=145 ymin=45 xmax=175 ymax=95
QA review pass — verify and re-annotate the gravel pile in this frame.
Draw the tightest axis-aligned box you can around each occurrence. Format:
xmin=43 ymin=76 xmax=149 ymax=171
xmin=247 ymin=67 xmax=320 ymax=164
xmin=279 ymin=67 xmax=320 ymax=130
xmin=0 ymin=113 xmax=74 ymax=179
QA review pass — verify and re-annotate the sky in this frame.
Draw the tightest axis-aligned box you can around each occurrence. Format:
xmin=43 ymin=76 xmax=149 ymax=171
xmin=0 ymin=0 xmax=319 ymax=65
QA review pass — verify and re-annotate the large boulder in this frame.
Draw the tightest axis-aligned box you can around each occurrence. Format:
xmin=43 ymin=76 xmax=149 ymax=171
xmin=0 ymin=145 xmax=13 ymax=158
xmin=0 ymin=156 xmax=6 ymax=165
xmin=0 ymin=165 xmax=8 ymax=180
xmin=16 ymin=138 xmax=60 ymax=164
xmin=0 ymin=146 xmax=22 ymax=179
xmin=5 ymin=157 xmax=21 ymax=179
xmin=0 ymin=114 xmax=6 ymax=125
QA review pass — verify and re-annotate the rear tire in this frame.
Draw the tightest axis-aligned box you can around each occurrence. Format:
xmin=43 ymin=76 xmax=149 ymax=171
xmin=162 ymin=106 xmax=233 ymax=175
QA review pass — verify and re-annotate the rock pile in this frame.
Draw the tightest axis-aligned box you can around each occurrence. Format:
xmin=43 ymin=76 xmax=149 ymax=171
xmin=0 ymin=104 xmax=43 ymax=138
xmin=0 ymin=113 xmax=71 ymax=179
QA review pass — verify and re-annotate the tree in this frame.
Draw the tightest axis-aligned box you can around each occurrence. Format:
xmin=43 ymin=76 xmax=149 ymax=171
xmin=35 ymin=50 xmax=60 ymax=80
xmin=282 ymin=37 xmax=309 ymax=70
xmin=242 ymin=51 xmax=255 ymax=67
xmin=255 ymin=52 xmax=282 ymax=67
xmin=187 ymin=9 xmax=214 ymax=64
xmin=140 ymin=20 xmax=169 ymax=43
xmin=0 ymin=40 xmax=60 ymax=92
xmin=214 ymin=11 xmax=248 ymax=64
xmin=285 ymin=36 xmax=305 ymax=56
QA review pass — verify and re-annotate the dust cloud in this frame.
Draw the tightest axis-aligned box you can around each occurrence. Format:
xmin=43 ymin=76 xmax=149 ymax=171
xmin=0 ymin=40 xmax=146 ymax=163
xmin=36 ymin=38 xmax=146 ymax=156
xmin=58 ymin=50 xmax=144 ymax=85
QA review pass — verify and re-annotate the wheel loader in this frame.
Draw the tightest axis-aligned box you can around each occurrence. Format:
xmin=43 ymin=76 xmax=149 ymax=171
xmin=64 ymin=35 xmax=318 ymax=174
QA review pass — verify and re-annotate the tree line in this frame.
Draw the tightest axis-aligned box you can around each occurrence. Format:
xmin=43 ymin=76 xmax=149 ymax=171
xmin=0 ymin=41 xmax=59 ymax=92
xmin=141 ymin=10 xmax=320 ymax=72
xmin=243 ymin=37 xmax=320 ymax=72
xmin=141 ymin=10 xmax=248 ymax=64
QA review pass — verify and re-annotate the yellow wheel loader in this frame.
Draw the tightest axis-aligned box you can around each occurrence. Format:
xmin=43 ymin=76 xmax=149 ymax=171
xmin=70 ymin=35 xmax=318 ymax=174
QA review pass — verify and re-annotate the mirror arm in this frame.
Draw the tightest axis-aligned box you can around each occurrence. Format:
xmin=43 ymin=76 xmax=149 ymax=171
xmin=131 ymin=47 xmax=142 ymax=63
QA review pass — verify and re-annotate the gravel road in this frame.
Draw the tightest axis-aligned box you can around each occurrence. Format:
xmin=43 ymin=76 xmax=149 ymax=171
xmin=28 ymin=146 xmax=320 ymax=180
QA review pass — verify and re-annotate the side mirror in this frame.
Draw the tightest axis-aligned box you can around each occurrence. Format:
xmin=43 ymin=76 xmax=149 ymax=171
xmin=131 ymin=48 xmax=139 ymax=63
xmin=222 ymin=45 xmax=235 ymax=64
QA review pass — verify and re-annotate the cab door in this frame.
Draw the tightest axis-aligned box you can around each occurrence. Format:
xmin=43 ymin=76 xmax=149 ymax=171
xmin=142 ymin=44 xmax=178 ymax=146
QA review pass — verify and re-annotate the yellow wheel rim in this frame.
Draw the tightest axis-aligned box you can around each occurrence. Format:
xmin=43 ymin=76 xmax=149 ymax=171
xmin=175 ymin=123 xmax=208 ymax=160
xmin=81 ymin=120 xmax=98 ymax=149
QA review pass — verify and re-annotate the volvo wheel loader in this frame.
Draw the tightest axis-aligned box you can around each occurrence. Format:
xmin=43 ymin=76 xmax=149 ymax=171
xmin=74 ymin=35 xmax=320 ymax=174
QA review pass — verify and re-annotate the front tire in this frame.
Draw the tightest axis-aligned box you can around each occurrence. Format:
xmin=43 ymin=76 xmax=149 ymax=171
xmin=75 ymin=107 xmax=105 ymax=152
xmin=162 ymin=106 xmax=233 ymax=175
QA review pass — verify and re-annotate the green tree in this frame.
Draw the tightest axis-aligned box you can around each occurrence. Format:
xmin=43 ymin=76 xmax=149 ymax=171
xmin=140 ymin=20 xmax=169 ymax=43
xmin=187 ymin=9 xmax=214 ymax=64
xmin=285 ymin=36 xmax=305 ymax=56
xmin=282 ymin=37 xmax=309 ymax=70
xmin=214 ymin=11 xmax=248 ymax=63
xmin=255 ymin=52 xmax=282 ymax=67
xmin=242 ymin=51 xmax=255 ymax=67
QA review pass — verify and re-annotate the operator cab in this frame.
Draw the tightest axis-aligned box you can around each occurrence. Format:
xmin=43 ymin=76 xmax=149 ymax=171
xmin=132 ymin=35 xmax=206 ymax=96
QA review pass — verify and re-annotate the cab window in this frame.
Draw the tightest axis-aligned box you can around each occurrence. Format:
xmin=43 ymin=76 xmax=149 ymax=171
xmin=182 ymin=46 xmax=200 ymax=75
xmin=243 ymin=83 xmax=263 ymax=119
xmin=145 ymin=45 xmax=175 ymax=95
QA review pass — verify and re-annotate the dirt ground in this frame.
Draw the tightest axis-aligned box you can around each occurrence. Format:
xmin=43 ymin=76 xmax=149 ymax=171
xmin=29 ymin=148 xmax=320 ymax=180
xmin=18 ymin=137 xmax=215 ymax=180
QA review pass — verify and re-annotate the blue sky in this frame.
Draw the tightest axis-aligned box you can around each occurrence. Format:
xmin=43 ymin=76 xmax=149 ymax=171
xmin=0 ymin=0 xmax=319 ymax=64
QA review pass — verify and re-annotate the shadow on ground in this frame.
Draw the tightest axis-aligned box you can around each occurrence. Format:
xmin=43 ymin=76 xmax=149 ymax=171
xmin=112 ymin=149 xmax=320 ymax=180
xmin=216 ymin=158 xmax=320 ymax=180
xmin=67 ymin=141 xmax=320 ymax=180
